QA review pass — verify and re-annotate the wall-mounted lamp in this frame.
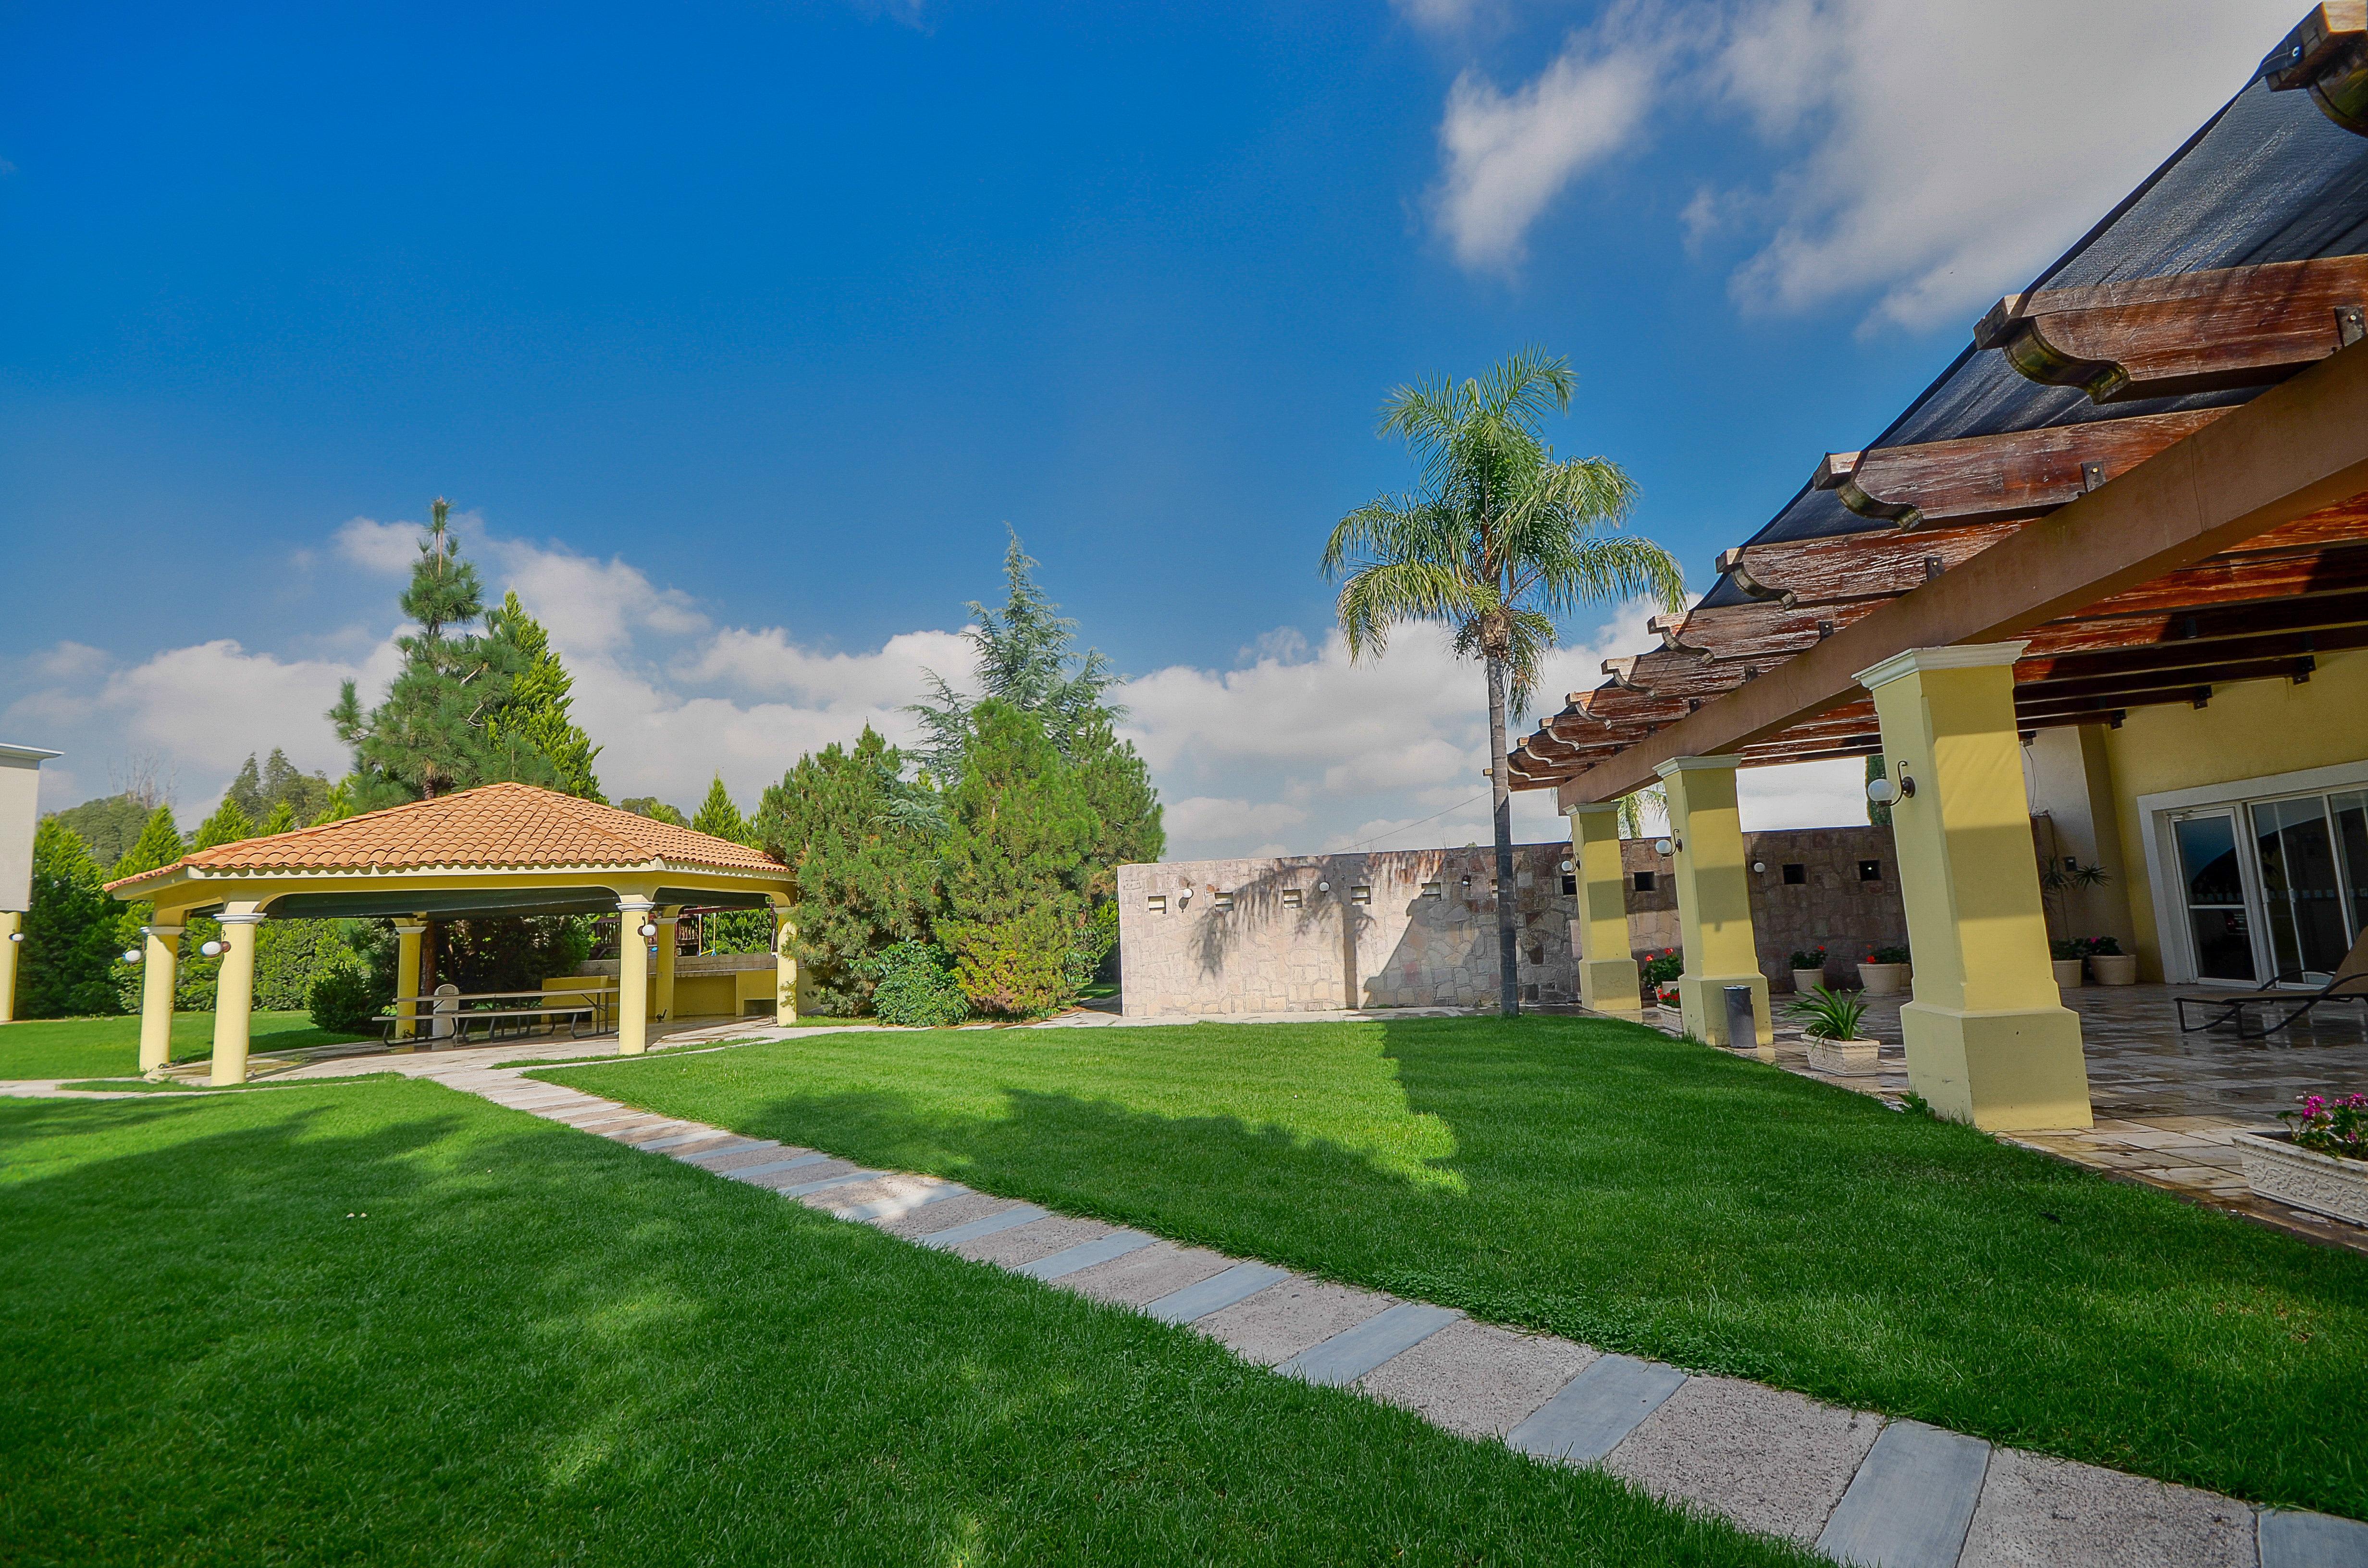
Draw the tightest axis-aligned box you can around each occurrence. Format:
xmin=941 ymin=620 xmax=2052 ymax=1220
xmin=1866 ymin=771 xmax=1916 ymax=806
xmin=7 ymin=931 xmax=23 ymax=943
xmin=1560 ymin=858 xmax=1574 ymax=872
xmin=1177 ymin=887 xmax=1193 ymax=906
xmin=639 ymin=922 xmax=659 ymax=938
xmin=1751 ymin=861 xmax=1766 ymax=873
xmin=1654 ymin=838 xmax=1673 ymax=857
xmin=200 ymin=940 xmax=224 ymax=958
xmin=123 ymin=948 xmax=143 ymax=964
xmin=1317 ymin=880 xmax=1330 ymax=892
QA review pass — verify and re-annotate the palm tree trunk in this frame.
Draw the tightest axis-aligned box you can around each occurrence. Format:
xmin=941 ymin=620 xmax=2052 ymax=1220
xmin=1486 ymin=655 xmax=1519 ymax=1018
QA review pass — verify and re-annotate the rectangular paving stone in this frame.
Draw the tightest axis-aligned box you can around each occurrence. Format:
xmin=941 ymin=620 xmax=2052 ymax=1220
xmin=1279 ymin=1302 xmax=1462 ymax=1388
xmin=727 ymin=1152 xmax=831 ymax=1182
xmin=676 ymin=1139 xmax=775 ymax=1163
xmin=824 ymin=1177 xmax=971 ymax=1224
xmin=777 ymin=1169 xmax=882 ymax=1198
xmin=1144 ymin=1262 xmax=1293 ymax=1325
xmin=1960 ymin=1447 xmax=2255 ymax=1568
xmin=1193 ymin=1277 xmax=1394 ymax=1368
xmin=700 ymin=1145 xmax=812 ymax=1175
xmin=1815 ymin=1419 xmax=1990 ymax=1568
xmin=1012 ymin=1229 xmax=1158 ymax=1280
xmin=916 ymin=1203 xmax=1050 ymax=1249
xmin=1356 ymin=1319 xmax=1595 ymax=1441
xmin=740 ymin=1158 xmax=858 ymax=1190
xmin=1506 ymin=1353 xmax=1688 ymax=1467
xmin=600 ymin=1120 xmax=686 ymax=1140
xmin=1057 ymin=1241 xmax=1236 ymax=1309
xmin=1605 ymin=1374 xmax=1881 ymax=1545
xmin=633 ymin=1130 xmax=735 ymax=1152
xmin=2259 ymin=1509 xmax=2368 ymax=1568
xmin=951 ymin=1215 xmax=1111 ymax=1268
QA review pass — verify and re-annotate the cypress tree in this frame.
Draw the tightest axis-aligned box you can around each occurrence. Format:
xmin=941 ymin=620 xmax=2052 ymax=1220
xmin=21 ymin=820 xmax=123 ymax=1017
xmin=690 ymin=776 xmax=750 ymax=845
xmin=109 ymin=806 xmax=185 ymax=883
xmin=191 ymin=798 xmax=257 ymax=852
xmin=485 ymin=591 xmax=604 ymax=801
xmin=329 ymin=499 xmax=555 ymax=807
xmin=935 ymin=701 xmax=1097 ymax=1017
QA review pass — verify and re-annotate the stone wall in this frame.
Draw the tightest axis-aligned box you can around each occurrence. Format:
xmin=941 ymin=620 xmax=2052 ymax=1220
xmin=1117 ymin=825 xmax=1904 ymax=1018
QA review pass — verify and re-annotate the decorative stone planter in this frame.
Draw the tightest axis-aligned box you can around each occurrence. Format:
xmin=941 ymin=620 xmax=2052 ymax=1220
xmin=1806 ymin=1035 xmax=1882 ymax=1076
xmin=2052 ymin=958 xmax=2085 ymax=991
xmin=2232 ymin=1132 xmax=2368 ymax=1226
xmin=1857 ymin=962 xmax=1909 ymax=996
xmin=2089 ymin=953 xmax=2138 ymax=986
xmin=1791 ymin=968 xmax=1826 ymax=995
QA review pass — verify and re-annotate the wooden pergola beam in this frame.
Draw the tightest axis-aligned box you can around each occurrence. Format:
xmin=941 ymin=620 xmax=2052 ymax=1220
xmin=1543 ymin=338 xmax=2368 ymax=804
xmin=1719 ymin=519 xmax=2025 ymax=605
xmin=1973 ymin=256 xmax=2368 ymax=403
xmin=1813 ymin=409 xmax=2230 ymax=529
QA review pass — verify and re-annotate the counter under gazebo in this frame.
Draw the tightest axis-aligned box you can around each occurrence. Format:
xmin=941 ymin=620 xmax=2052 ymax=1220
xmin=102 ymin=782 xmax=800 ymax=1084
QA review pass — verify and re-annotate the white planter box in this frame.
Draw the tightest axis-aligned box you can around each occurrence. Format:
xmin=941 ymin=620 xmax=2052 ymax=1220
xmin=2052 ymin=958 xmax=2085 ymax=991
xmin=2232 ymin=1132 xmax=2368 ymax=1227
xmin=2089 ymin=953 xmax=2138 ymax=986
xmin=1807 ymin=1036 xmax=1883 ymax=1076
xmin=1858 ymin=963 xmax=1909 ymax=997
xmin=1791 ymin=968 xmax=1826 ymax=995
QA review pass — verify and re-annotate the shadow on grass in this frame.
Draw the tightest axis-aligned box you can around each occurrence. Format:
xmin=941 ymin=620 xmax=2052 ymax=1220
xmin=545 ymin=1014 xmax=2368 ymax=1518
xmin=0 ymin=1083 xmax=1813 ymax=1568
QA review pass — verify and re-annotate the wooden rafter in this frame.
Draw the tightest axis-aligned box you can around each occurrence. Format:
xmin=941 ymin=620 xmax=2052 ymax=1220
xmin=1719 ymin=519 xmax=2025 ymax=604
xmin=1973 ymin=256 xmax=2368 ymax=403
xmin=1812 ymin=409 xmax=2230 ymax=529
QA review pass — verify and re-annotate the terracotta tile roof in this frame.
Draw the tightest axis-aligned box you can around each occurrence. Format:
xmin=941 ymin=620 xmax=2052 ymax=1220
xmin=104 ymin=781 xmax=786 ymax=890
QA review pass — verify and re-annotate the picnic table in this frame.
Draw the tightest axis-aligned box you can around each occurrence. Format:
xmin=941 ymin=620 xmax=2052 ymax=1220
xmin=380 ymin=987 xmax=619 ymax=1045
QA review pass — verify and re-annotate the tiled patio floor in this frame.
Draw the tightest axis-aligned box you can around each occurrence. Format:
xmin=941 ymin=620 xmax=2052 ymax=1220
xmin=1695 ymin=982 xmax=2368 ymax=1255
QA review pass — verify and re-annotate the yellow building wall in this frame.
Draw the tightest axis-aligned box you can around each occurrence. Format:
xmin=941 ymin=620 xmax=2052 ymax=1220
xmin=2101 ymin=648 xmax=2368 ymax=980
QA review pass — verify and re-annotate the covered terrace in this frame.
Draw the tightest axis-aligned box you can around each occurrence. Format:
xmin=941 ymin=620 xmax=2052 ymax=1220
xmin=1518 ymin=9 xmax=2368 ymax=1136
xmin=103 ymin=782 xmax=799 ymax=1084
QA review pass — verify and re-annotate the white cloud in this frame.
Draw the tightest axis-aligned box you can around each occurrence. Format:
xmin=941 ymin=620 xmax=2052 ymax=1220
xmin=334 ymin=515 xmax=421 ymax=574
xmin=1434 ymin=28 xmax=1659 ymax=271
xmin=23 ymin=517 xmax=1870 ymax=855
xmin=1426 ymin=0 xmax=2294 ymax=330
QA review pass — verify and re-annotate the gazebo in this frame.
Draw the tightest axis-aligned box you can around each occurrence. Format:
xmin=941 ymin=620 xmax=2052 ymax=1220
xmin=103 ymin=782 xmax=799 ymax=1084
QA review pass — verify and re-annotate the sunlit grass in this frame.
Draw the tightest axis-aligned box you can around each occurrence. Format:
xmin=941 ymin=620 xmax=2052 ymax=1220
xmin=0 ymin=1009 xmax=364 ymax=1079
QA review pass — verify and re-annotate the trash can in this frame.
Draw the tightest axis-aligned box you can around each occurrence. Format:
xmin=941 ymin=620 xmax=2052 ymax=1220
xmin=1722 ymin=984 xmax=1757 ymax=1049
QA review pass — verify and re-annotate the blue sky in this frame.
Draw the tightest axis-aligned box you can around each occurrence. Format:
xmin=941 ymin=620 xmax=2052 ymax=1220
xmin=0 ymin=0 xmax=2297 ymax=855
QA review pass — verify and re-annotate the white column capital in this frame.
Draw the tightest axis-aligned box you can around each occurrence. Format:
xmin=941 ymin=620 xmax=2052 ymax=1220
xmin=392 ymin=921 xmax=428 ymax=935
xmin=1563 ymin=800 xmax=1623 ymax=818
xmin=1854 ymin=640 xmax=2029 ymax=692
xmin=142 ymin=923 xmax=185 ymax=938
xmin=616 ymin=896 xmax=657 ymax=913
xmin=215 ymin=911 xmax=267 ymax=927
xmin=1652 ymin=754 xmax=1743 ymax=779
xmin=654 ymin=914 xmax=682 ymax=927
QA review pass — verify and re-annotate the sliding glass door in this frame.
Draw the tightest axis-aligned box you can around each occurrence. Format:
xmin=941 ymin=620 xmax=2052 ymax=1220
xmin=2173 ymin=813 xmax=2257 ymax=983
xmin=2251 ymin=796 xmax=2355 ymax=979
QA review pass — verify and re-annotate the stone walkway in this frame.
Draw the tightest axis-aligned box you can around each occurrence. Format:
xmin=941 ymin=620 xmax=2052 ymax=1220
xmin=195 ymin=1046 xmax=2356 ymax=1568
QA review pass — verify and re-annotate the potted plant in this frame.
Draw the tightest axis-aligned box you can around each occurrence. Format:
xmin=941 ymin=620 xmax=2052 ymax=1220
xmin=1792 ymin=984 xmax=1880 ymax=1075
xmin=2232 ymin=1092 xmax=2368 ymax=1225
xmin=1788 ymin=947 xmax=1827 ymax=995
xmin=1640 ymin=948 xmax=1684 ymax=1009
xmin=1857 ymin=944 xmax=1911 ymax=996
xmin=2086 ymin=935 xmax=2137 ymax=986
xmin=2049 ymin=937 xmax=2086 ymax=991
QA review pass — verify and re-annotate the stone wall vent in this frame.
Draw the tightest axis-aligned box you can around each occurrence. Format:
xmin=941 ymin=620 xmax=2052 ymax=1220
xmin=1350 ymin=885 xmax=1372 ymax=905
xmin=1212 ymin=891 xmax=1234 ymax=911
xmin=1420 ymin=881 xmax=1443 ymax=898
xmin=1281 ymin=888 xmax=1304 ymax=908
xmin=1147 ymin=894 xmax=1167 ymax=913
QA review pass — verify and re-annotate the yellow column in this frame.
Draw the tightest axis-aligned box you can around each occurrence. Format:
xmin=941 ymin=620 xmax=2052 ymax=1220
xmin=209 ymin=905 xmax=264 ymax=1086
xmin=654 ymin=910 xmax=680 ymax=1021
xmin=771 ymin=895 xmax=799 ymax=1026
xmin=392 ymin=920 xmax=427 ymax=1043
xmin=1653 ymin=756 xmax=1772 ymax=1054
xmin=616 ymin=897 xmax=653 ymax=1054
xmin=137 ymin=921 xmax=183 ymax=1073
xmin=1860 ymin=643 xmax=2091 ymax=1130
xmin=1567 ymin=804 xmax=1640 ymax=1014
xmin=0 ymin=909 xmax=20 ymax=1024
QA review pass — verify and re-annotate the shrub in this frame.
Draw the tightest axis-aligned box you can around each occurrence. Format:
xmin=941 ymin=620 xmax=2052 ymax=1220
xmin=1640 ymin=948 xmax=1683 ymax=985
xmin=1788 ymin=947 xmax=1826 ymax=971
xmin=255 ymin=919 xmax=363 ymax=1012
xmin=1867 ymin=944 xmax=1911 ymax=966
xmin=2087 ymin=935 xmax=2124 ymax=956
xmin=2283 ymin=1092 xmax=2368 ymax=1162
xmin=1064 ymin=900 xmax=1119 ymax=997
xmin=19 ymin=820 xmax=124 ymax=1018
xmin=864 ymin=942 xmax=969 ymax=1028
xmin=2049 ymin=937 xmax=2087 ymax=961
xmin=307 ymin=960 xmax=386 ymax=1035
xmin=1789 ymin=984 xmax=1868 ymax=1042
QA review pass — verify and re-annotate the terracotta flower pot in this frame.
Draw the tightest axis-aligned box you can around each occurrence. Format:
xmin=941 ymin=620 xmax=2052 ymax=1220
xmin=1806 ymin=1035 xmax=1882 ymax=1076
xmin=2089 ymin=953 xmax=2138 ymax=986
xmin=1791 ymin=968 xmax=1826 ymax=995
xmin=1857 ymin=962 xmax=1909 ymax=996
xmin=2052 ymin=958 xmax=2085 ymax=991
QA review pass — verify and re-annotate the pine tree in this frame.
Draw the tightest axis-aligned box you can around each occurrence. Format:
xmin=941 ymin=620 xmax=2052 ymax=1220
xmin=191 ymin=798 xmax=257 ymax=852
xmin=690 ymin=776 xmax=750 ymax=845
xmin=257 ymin=801 xmax=297 ymax=837
xmin=485 ymin=591 xmax=605 ymax=800
xmin=329 ymin=499 xmax=557 ymax=807
xmin=20 ymin=820 xmax=123 ymax=1017
xmin=1069 ymin=717 xmax=1165 ymax=897
xmin=752 ymin=728 xmax=938 ymax=1015
xmin=935 ymin=701 xmax=1097 ymax=1017
xmin=619 ymin=797 xmax=689 ymax=827
xmin=108 ymin=806 xmax=185 ymax=883
xmin=223 ymin=755 xmax=268 ymax=821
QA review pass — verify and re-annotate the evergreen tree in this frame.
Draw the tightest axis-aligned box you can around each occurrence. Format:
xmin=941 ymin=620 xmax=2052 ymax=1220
xmin=1068 ymin=716 xmax=1165 ymax=896
xmin=618 ymin=796 xmax=688 ymax=827
xmin=20 ymin=820 xmax=123 ymax=1017
xmin=227 ymin=750 xmax=333 ymax=824
xmin=485 ymin=591 xmax=605 ymax=800
xmin=308 ymin=779 xmax=355 ymax=827
xmin=108 ymin=806 xmax=185 ymax=883
xmin=47 ymin=794 xmax=154 ymax=869
xmin=752 ymin=728 xmax=938 ymax=1015
xmin=191 ymin=798 xmax=257 ymax=852
xmin=690 ymin=776 xmax=751 ymax=845
xmin=910 ymin=531 xmax=1122 ymax=779
xmin=935 ymin=701 xmax=1098 ymax=1017
xmin=329 ymin=499 xmax=556 ymax=807
xmin=257 ymin=801 xmax=297 ymax=837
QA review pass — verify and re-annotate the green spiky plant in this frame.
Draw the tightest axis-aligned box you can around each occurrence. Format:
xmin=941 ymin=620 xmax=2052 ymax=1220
xmin=1322 ymin=348 xmax=1685 ymax=1016
xmin=1789 ymin=984 xmax=1869 ymax=1042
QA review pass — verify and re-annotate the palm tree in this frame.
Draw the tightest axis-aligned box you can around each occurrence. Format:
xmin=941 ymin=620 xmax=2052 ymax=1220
xmin=1323 ymin=348 xmax=1685 ymax=1017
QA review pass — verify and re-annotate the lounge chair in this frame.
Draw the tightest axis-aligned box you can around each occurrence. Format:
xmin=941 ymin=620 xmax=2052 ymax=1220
xmin=2175 ymin=930 xmax=2368 ymax=1040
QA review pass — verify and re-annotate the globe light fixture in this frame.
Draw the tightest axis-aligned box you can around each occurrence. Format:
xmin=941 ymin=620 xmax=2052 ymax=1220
xmin=1654 ymin=838 xmax=1674 ymax=857
xmin=639 ymin=921 xmax=658 ymax=938
xmin=200 ymin=939 xmax=224 ymax=958
xmin=123 ymin=948 xmax=143 ymax=964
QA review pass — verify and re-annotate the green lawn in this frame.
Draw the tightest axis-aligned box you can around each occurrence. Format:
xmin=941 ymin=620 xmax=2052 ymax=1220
xmin=0 ymin=1010 xmax=367 ymax=1080
xmin=543 ymin=1016 xmax=2368 ymax=1519
xmin=0 ymin=1082 xmax=1811 ymax=1567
